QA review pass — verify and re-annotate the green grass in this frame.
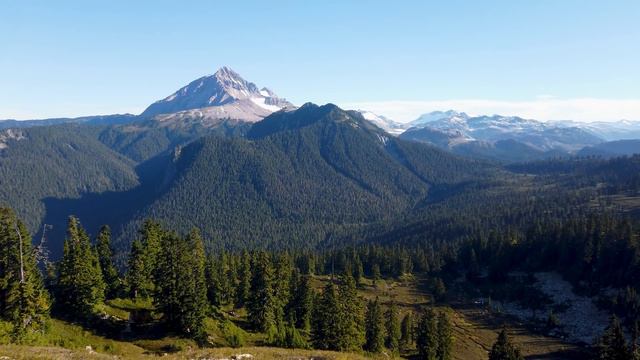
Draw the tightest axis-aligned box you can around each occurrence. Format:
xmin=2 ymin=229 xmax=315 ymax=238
xmin=99 ymin=297 xmax=159 ymax=322
xmin=0 ymin=318 xmax=146 ymax=357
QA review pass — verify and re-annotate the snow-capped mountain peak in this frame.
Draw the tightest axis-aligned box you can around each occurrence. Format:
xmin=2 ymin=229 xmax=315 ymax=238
xmin=356 ymin=110 xmax=408 ymax=135
xmin=409 ymin=110 xmax=469 ymax=127
xmin=141 ymin=67 xmax=294 ymax=122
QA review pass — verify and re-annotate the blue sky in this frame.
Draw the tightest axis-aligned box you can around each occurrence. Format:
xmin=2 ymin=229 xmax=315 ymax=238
xmin=1 ymin=0 xmax=639 ymax=122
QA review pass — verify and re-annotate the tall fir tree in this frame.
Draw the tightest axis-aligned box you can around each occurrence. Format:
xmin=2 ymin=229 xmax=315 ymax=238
xmin=95 ymin=225 xmax=120 ymax=299
xmin=127 ymin=239 xmax=146 ymax=298
xmin=273 ymin=253 xmax=293 ymax=333
xmin=184 ymin=229 xmax=208 ymax=340
xmin=235 ymin=250 xmax=251 ymax=308
xmin=205 ymin=254 xmax=229 ymax=307
xmin=416 ymin=307 xmax=438 ymax=360
xmin=489 ymin=329 xmax=524 ymax=360
xmin=386 ymin=301 xmax=401 ymax=353
xmin=335 ymin=273 xmax=365 ymax=351
xmin=57 ymin=216 xmax=105 ymax=319
xmin=311 ymin=282 xmax=340 ymax=350
xmin=291 ymin=273 xmax=313 ymax=331
xmin=364 ymin=297 xmax=386 ymax=353
xmin=436 ymin=311 xmax=453 ymax=360
xmin=127 ymin=220 xmax=162 ymax=298
xmin=154 ymin=229 xmax=208 ymax=340
xmin=247 ymin=251 xmax=277 ymax=332
xmin=0 ymin=208 xmax=50 ymax=339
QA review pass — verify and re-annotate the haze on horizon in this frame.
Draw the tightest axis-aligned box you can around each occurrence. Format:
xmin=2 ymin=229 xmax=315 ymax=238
xmin=1 ymin=0 xmax=639 ymax=123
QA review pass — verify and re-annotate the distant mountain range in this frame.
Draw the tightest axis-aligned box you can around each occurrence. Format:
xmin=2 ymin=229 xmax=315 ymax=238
xmin=1 ymin=66 xmax=639 ymax=261
xmin=382 ymin=110 xmax=639 ymax=162
xmin=3 ymin=67 xmax=639 ymax=163
xmin=554 ymin=119 xmax=640 ymax=141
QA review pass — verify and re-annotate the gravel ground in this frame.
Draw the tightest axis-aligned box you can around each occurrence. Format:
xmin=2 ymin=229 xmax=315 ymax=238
xmin=492 ymin=271 xmax=608 ymax=344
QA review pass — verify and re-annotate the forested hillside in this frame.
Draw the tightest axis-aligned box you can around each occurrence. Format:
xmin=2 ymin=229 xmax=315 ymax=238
xmin=3 ymin=104 xmax=640 ymax=264
xmin=0 ymin=125 xmax=139 ymax=232
xmin=113 ymin=104 xmax=493 ymax=254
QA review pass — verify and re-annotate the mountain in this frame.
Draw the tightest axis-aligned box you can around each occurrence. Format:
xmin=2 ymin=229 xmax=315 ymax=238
xmin=0 ymin=102 xmax=493 ymax=259
xmin=356 ymin=110 xmax=408 ymax=135
xmin=60 ymin=103 xmax=490 ymax=256
xmin=141 ymin=66 xmax=294 ymax=122
xmin=555 ymin=120 xmax=640 ymax=141
xmin=578 ymin=139 xmax=640 ymax=158
xmin=400 ymin=110 xmax=604 ymax=162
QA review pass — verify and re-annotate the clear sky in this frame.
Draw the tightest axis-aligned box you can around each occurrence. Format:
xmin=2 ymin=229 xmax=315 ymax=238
xmin=1 ymin=0 xmax=639 ymax=122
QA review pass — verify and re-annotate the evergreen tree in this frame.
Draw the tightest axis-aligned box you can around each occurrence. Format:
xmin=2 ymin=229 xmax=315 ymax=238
xmin=335 ymin=273 xmax=365 ymax=351
xmin=365 ymin=297 xmax=386 ymax=353
xmin=311 ymin=282 xmax=338 ymax=349
xmin=273 ymin=254 xmax=293 ymax=332
xmin=386 ymin=301 xmax=401 ymax=353
xmin=278 ymin=320 xmax=309 ymax=349
xmin=416 ymin=307 xmax=438 ymax=360
xmin=401 ymin=312 xmax=415 ymax=350
xmin=154 ymin=229 xmax=208 ymax=340
xmin=489 ymin=329 xmax=524 ymax=360
xmin=235 ymin=250 xmax=251 ymax=308
xmin=290 ymin=272 xmax=313 ymax=331
xmin=95 ymin=225 xmax=120 ymax=299
xmin=353 ymin=257 xmax=364 ymax=287
xmin=57 ymin=216 xmax=105 ymax=319
xmin=594 ymin=316 xmax=632 ymax=360
xmin=436 ymin=311 xmax=453 ymax=360
xmin=127 ymin=220 xmax=163 ymax=298
xmin=205 ymin=254 xmax=234 ymax=307
xmin=247 ymin=251 xmax=276 ymax=332
xmin=184 ymin=229 xmax=208 ymax=340
xmin=220 ymin=253 xmax=236 ymax=306
xmin=126 ymin=239 xmax=146 ymax=298
xmin=0 ymin=208 xmax=50 ymax=339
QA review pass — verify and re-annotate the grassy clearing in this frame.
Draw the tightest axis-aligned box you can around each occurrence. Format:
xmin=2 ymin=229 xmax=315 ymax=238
xmin=0 ymin=318 xmax=146 ymax=357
